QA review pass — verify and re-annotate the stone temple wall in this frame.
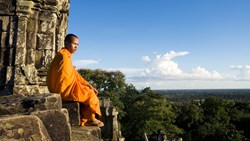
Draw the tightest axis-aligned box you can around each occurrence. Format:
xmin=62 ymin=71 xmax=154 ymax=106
xmin=0 ymin=0 xmax=69 ymax=95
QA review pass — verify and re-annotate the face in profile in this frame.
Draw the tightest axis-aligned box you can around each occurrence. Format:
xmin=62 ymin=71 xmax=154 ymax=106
xmin=66 ymin=36 xmax=79 ymax=54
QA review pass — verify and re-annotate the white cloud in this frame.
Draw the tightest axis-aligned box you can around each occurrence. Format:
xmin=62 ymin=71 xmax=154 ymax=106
xmin=116 ymin=50 xmax=250 ymax=89
xmin=191 ymin=66 xmax=223 ymax=79
xmin=124 ymin=50 xmax=232 ymax=89
xmin=230 ymin=65 xmax=243 ymax=69
xmin=230 ymin=65 xmax=250 ymax=80
xmin=142 ymin=51 xmax=188 ymax=79
xmin=141 ymin=51 xmax=223 ymax=80
xmin=73 ymin=59 xmax=99 ymax=69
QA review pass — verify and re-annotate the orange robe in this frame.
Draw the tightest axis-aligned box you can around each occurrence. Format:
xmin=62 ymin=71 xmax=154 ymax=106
xmin=46 ymin=48 xmax=101 ymax=123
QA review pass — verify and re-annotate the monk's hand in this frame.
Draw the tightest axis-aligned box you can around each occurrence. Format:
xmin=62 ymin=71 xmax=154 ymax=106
xmin=88 ymin=84 xmax=98 ymax=95
xmin=88 ymin=84 xmax=94 ymax=89
xmin=94 ymin=88 xmax=99 ymax=95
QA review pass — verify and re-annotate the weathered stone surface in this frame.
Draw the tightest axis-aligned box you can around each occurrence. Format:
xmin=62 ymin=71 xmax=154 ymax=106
xmin=62 ymin=101 xmax=81 ymax=126
xmin=16 ymin=0 xmax=35 ymax=15
xmin=100 ymin=97 xmax=124 ymax=141
xmin=13 ymin=85 xmax=40 ymax=95
xmin=0 ymin=94 xmax=24 ymax=115
xmin=37 ymin=33 xmax=54 ymax=50
xmin=100 ymin=97 xmax=112 ymax=108
xmin=39 ymin=12 xmax=57 ymax=33
xmin=0 ymin=0 xmax=69 ymax=94
xmin=0 ymin=16 xmax=10 ymax=32
xmin=0 ymin=93 xmax=62 ymax=115
xmin=71 ymin=126 xmax=102 ymax=141
xmin=26 ymin=49 xmax=36 ymax=65
xmin=31 ymin=109 xmax=71 ymax=141
xmin=57 ymin=0 xmax=70 ymax=12
xmin=27 ymin=18 xmax=38 ymax=33
xmin=22 ymin=65 xmax=38 ymax=84
xmin=0 ymin=31 xmax=8 ymax=48
xmin=0 ymin=0 xmax=15 ymax=14
xmin=0 ymin=115 xmax=51 ymax=141
xmin=15 ymin=45 xmax=26 ymax=65
xmin=22 ymin=93 xmax=62 ymax=111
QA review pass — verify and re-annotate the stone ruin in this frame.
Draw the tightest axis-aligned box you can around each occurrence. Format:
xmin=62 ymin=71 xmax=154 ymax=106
xmin=0 ymin=0 xmax=68 ymax=95
xmin=0 ymin=0 xmax=124 ymax=140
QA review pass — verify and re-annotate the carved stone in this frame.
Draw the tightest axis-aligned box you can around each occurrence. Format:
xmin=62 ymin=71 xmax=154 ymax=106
xmin=100 ymin=97 xmax=124 ymax=141
xmin=0 ymin=115 xmax=52 ymax=141
xmin=0 ymin=93 xmax=62 ymax=115
xmin=0 ymin=0 xmax=69 ymax=95
xmin=62 ymin=101 xmax=81 ymax=126
xmin=31 ymin=109 xmax=71 ymax=141
xmin=0 ymin=93 xmax=71 ymax=141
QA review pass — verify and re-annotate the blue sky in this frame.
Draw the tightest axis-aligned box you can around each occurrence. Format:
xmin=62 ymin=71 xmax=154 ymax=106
xmin=68 ymin=0 xmax=250 ymax=90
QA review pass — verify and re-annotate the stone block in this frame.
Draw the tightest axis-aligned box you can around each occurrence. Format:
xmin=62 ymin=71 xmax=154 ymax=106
xmin=45 ymin=50 xmax=55 ymax=66
xmin=13 ymin=84 xmax=41 ymax=95
xmin=31 ymin=109 xmax=71 ymax=141
xmin=37 ymin=33 xmax=54 ymax=50
xmin=39 ymin=13 xmax=57 ymax=33
xmin=0 ymin=94 xmax=24 ymax=115
xmin=26 ymin=49 xmax=36 ymax=65
xmin=37 ymin=50 xmax=54 ymax=69
xmin=27 ymin=19 xmax=38 ymax=33
xmin=62 ymin=100 xmax=81 ymax=126
xmin=1 ymin=31 xmax=7 ymax=47
xmin=0 ymin=16 xmax=10 ymax=31
xmin=5 ymin=66 xmax=14 ymax=86
xmin=20 ymin=65 xmax=38 ymax=85
xmin=71 ymin=126 xmax=102 ymax=141
xmin=13 ymin=85 xmax=32 ymax=95
xmin=57 ymin=0 xmax=70 ymax=12
xmin=26 ymin=34 xmax=36 ymax=54
xmin=21 ymin=93 xmax=63 ymax=111
xmin=15 ymin=48 xmax=26 ymax=65
xmin=0 ymin=115 xmax=51 ymax=141
xmin=0 ymin=93 xmax=62 ymax=115
xmin=99 ymin=97 xmax=111 ymax=108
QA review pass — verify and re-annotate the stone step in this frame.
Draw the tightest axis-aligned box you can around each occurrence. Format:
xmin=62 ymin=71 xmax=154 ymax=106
xmin=62 ymin=100 xmax=81 ymax=126
xmin=71 ymin=126 xmax=102 ymax=141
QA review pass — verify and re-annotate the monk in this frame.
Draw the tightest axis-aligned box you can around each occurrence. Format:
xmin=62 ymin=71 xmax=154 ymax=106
xmin=46 ymin=34 xmax=104 ymax=127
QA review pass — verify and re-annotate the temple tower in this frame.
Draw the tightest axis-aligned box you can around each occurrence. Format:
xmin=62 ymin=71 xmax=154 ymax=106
xmin=0 ymin=0 xmax=69 ymax=95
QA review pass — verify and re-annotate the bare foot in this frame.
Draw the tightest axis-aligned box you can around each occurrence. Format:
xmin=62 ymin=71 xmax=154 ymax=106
xmin=85 ymin=119 xmax=104 ymax=127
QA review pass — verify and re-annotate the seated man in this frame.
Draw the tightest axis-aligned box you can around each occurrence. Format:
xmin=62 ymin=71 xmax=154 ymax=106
xmin=46 ymin=34 xmax=104 ymax=127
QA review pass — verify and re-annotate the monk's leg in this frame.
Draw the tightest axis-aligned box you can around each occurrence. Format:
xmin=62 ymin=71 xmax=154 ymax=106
xmin=83 ymin=90 xmax=102 ymax=117
xmin=80 ymin=104 xmax=94 ymax=126
xmin=80 ymin=103 xmax=103 ymax=127
xmin=80 ymin=93 xmax=103 ymax=126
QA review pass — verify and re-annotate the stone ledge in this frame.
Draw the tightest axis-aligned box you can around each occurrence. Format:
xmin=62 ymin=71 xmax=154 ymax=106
xmin=62 ymin=100 xmax=81 ymax=126
xmin=31 ymin=109 xmax=71 ymax=141
xmin=0 ymin=114 xmax=52 ymax=141
xmin=0 ymin=93 xmax=71 ymax=141
xmin=0 ymin=93 xmax=62 ymax=115
xmin=71 ymin=126 xmax=102 ymax=141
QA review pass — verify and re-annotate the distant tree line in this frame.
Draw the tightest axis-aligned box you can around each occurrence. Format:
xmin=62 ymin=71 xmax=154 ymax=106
xmin=78 ymin=69 xmax=250 ymax=141
xmin=154 ymin=89 xmax=250 ymax=102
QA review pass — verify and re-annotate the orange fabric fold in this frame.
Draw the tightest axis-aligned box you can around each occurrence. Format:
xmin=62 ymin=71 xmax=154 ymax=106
xmin=46 ymin=48 xmax=101 ymax=118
